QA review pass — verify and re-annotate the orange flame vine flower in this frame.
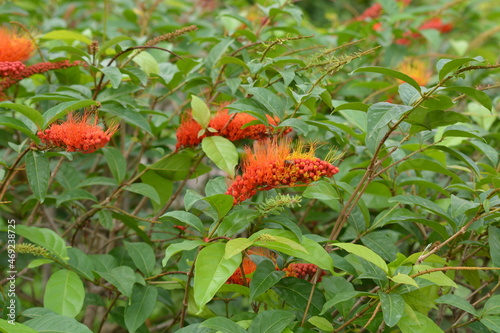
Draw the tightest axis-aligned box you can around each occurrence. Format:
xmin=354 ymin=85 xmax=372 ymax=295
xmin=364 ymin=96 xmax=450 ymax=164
xmin=0 ymin=28 xmax=35 ymax=63
xmin=175 ymin=105 xmax=289 ymax=151
xmin=226 ymin=138 xmax=339 ymax=204
xmin=37 ymin=112 xmax=118 ymax=154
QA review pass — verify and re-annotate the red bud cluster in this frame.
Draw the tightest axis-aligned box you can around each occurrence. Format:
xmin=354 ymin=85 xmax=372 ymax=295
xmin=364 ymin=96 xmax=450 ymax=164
xmin=282 ymin=263 xmax=326 ymax=282
xmin=0 ymin=61 xmax=26 ymax=77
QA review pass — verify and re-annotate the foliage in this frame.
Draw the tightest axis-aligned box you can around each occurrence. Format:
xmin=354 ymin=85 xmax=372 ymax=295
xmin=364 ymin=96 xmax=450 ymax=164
xmin=1 ymin=0 xmax=500 ymax=332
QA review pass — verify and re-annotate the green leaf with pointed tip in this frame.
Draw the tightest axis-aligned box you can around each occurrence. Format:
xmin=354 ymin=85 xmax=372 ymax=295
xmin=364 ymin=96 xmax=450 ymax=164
xmin=96 ymin=36 xmax=134 ymax=58
xmin=247 ymin=87 xmax=286 ymax=119
xmin=162 ymin=240 xmax=206 ymax=267
xmin=444 ymin=86 xmax=492 ymax=111
xmin=249 ymin=260 xmax=285 ymax=302
xmin=398 ymin=304 xmax=444 ymax=333
xmin=202 ymin=136 xmax=238 ymax=178
xmin=481 ymin=316 xmax=500 ymax=332
xmin=41 ymin=30 xmax=92 ymax=44
xmin=0 ymin=116 xmax=39 ymax=141
xmin=98 ymin=266 xmax=136 ymax=297
xmin=56 ymin=189 xmax=97 ymax=207
xmin=336 ymin=243 xmax=388 ymax=274
xmin=194 ymin=242 xmax=242 ymax=309
xmin=44 ymin=270 xmax=84 ymax=318
xmin=124 ymin=183 xmax=160 ymax=205
xmin=160 ymin=211 xmax=205 ymax=234
xmin=436 ymin=294 xmax=478 ymax=316
xmin=124 ymin=284 xmax=158 ymax=333
xmin=0 ymin=319 xmax=38 ymax=333
xmin=191 ymin=95 xmax=211 ymax=129
xmin=23 ymin=314 xmax=92 ymax=333
xmin=42 ymin=100 xmax=99 ymax=128
xmin=204 ymin=194 xmax=234 ymax=220
xmin=125 ymin=241 xmax=156 ymax=276
xmin=0 ymin=102 xmax=44 ymax=128
xmin=16 ymin=225 xmax=68 ymax=261
xmin=225 ymin=238 xmax=254 ymax=259
xmin=390 ymin=273 xmax=418 ymax=288
xmin=247 ymin=309 xmax=295 ymax=333
xmin=437 ymin=57 xmax=483 ymax=81
xmin=352 ymin=66 xmax=422 ymax=92
xmin=378 ymin=291 xmax=404 ymax=327
xmin=100 ymin=67 xmax=122 ymax=89
xmin=25 ymin=151 xmax=50 ymax=202
xmin=102 ymin=147 xmax=127 ymax=183
xmin=200 ymin=317 xmax=246 ymax=333
xmin=274 ymin=278 xmax=325 ymax=316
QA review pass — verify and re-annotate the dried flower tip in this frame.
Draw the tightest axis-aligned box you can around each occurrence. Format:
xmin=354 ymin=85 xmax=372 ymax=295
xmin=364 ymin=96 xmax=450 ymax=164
xmin=89 ymin=40 xmax=99 ymax=55
xmin=38 ymin=111 xmax=118 ymax=154
xmin=0 ymin=27 xmax=35 ymax=62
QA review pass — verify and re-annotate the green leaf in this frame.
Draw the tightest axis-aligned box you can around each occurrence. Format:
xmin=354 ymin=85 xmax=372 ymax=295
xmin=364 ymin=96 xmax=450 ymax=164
xmin=361 ymin=231 xmax=397 ymax=262
xmin=150 ymin=151 xmax=211 ymax=181
xmin=399 ymin=83 xmax=421 ymax=106
xmin=162 ymin=240 xmax=205 ymax=267
xmin=247 ymin=87 xmax=285 ymax=119
xmin=249 ymin=260 xmax=285 ymax=302
xmin=390 ymin=273 xmax=418 ymax=288
xmin=366 ymin=102 xmax=412 ymax=151
xmin=124 ymin=183 xmax=160 ymax=205
xmin=436 ymin=294 xmax=478 ymax=316
xmin=15 ymin=225 xmax=68 ymax=261
xmin=225 ymin=238 xmax=254 ymax=259
xmin=202 ymin=136 xmax=238 ymax=178
xmin=100 ymin=67 xmax=122 ymax=89
xmin=42 ymin=100 xmax=99 ymax=128
xmin=0 ymin=319 xmax=37 ymax=333
xmin=160 ymin=211 xmax=204 ymax=234
xmin=100 ymin=105 xmax=152 ymax=135
xmin=489 ymin=226 xmax=500 ymax=268
xmin=67 ymin=248 xmax=94 ymax=281
xmin=480 ymin=316 xmax=500 ymax=332
xmin=320 ymin=290 xmax=360 ymax=315
xmin=398 ymin=304 xmax=444 ymax=333
xmin=443 ymin=86 xmax=492 ymax=111
xmin=56 ymin=189 xmax=97 ymax=207
xmin=204 ymin=194 xmax=234 ymax=220
xmin=483 ymin=295 xmax=500 ymax=315
xmin=206 ymin=38 xmax=234 ymax=73
xmin=335 ymin=243 xmax=388 ymax=274
xmin=124 ymin=284 xmax=158 ymax=333
xmin=0 ymin=102 xmax=44 ymax=128
xmin=25 ymin=151 xmax=50 ymax=202
xmin=200 ymin=317 xmax=246 ymax=333
xmin=352 ymin=66 xmax=422 ymax=92
xmin=41 ymin=30 xmax=92 ymax=44
xmin=191 ymin=95 xmax=211 ymax=129
xmin=194 ymin=242 xmax=242 ymax=310
xmin=303 ymin=181 xmax=339 ymax=201
xmin=274 ymin=278 xmax=325 ymax=316
xmin=308 ymin=316 xmax=334 ymax=332
xmin=102 ymin=147 xmax=127 ymax=183
xmin=413 ymin=265 xmax=457 ymax=288
xmin=378 ymin=291 xmax=404 ymax=327
xmin=124 ymin=241 xmax=156 ymax=276
xmin=43 ymin=269 xmax=84 ymax=318
xmin=437 ymin=57 xmax=483 ymax=81
xmin=23 ymin=314 xmax=92 ymax=333
xmin=247 ymin=309 xmax=295 ymax=333
xmin=388 ymin=195 xmax=455 ymax=228
xmin=131 ymin=51 xmax=159 ymax=75
xmin=397 ymin=158 xmax=462 ymax=183
xmin=0 ymin=116 xmax=39 ymax=141
xmin=98 ymin=266 xmax=136 ymax=297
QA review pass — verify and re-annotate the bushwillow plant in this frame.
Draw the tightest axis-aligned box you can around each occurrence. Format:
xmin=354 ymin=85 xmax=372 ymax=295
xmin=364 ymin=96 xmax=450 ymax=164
xmin=0 ymin=0 xmax=500 ymax=332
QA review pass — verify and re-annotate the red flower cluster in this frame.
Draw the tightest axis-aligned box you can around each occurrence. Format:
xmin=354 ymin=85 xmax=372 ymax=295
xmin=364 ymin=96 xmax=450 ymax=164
xmin=282 ymin=263 xmax=326 ymax=282
xmin=0 ymin=61 xmax=26 ymax=77
xmin=226 ymin=138 xmax=339 ymax=204
xmin=175 ymin=106 xmax=288 ymax=151
xmin=0 ymin=28 xmax=35 ymax=62
xmin=226 ymin=247 xmax=324 ymax=285
xmin=38 ymin=112 xmax=118 ymax=154
xmin=357 ymin=0 xmax=412 ymax=21
xmin=396 ymin=18 xmax=453 ymax=45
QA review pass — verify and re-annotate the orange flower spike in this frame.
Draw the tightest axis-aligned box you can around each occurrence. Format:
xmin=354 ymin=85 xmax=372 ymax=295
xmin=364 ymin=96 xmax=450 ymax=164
xmin=38 ymin=112 xmax=118 ymax=154
xmin=226 ymin=138 xmax=339 ymax=204
xmin=0 ymin=28 xmax=35 ymax=62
